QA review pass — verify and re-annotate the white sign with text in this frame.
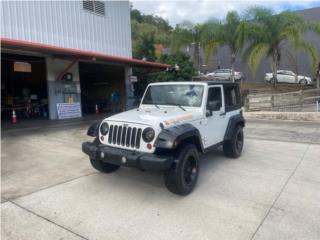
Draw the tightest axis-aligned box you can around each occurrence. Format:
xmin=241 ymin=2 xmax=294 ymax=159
xmin=57 ymin=103 xmax=82 ymax=119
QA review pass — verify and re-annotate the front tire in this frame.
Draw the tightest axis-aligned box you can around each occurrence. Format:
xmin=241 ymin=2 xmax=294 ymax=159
xmin=90 ymin=158 xmax=120 ymax=173
xmin=164 ymin=144 xmax=199 ymax=196
xmin=223 ymin=125 xmax=244 ymax=158
xmin=90 ymin=138 xmax=120 ymax=173
xmin=299 ymin=79 xmax=307 ymax=86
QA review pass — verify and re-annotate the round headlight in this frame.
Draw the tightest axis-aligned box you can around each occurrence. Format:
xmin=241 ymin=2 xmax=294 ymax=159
xmin=142 ymin=127 xmax=155 ymax=142
xmin=100 ymin=122 xmax=109 ymax=135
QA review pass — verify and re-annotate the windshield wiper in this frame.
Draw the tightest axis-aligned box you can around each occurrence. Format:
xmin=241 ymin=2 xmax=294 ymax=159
xmin=178 ymin=105 xmax=186 ymax=111
xmin=167 ymin=103 xmax=186 ymax=111
xmin=171 ymin=104 xmax=186 ymax=111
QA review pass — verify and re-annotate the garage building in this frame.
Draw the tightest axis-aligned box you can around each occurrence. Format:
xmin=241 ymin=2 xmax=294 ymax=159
xmin=1 ymin=1 xmax=168 ymax=121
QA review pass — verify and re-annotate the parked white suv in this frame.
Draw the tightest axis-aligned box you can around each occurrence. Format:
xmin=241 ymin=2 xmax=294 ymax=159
xmin=82 ymin=81 xmax=245 ymax=195
xmin=264 ymin=70 xmax=312 ymax=85
xmin=206 ymin=69 xmax=244 ymax=81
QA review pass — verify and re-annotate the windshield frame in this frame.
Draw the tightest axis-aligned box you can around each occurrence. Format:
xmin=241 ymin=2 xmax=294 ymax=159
xmin=140 ymin=83 xmax=206 ymax=108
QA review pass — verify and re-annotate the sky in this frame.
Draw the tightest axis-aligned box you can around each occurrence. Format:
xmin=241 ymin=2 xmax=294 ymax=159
xmin=131 ymin=0 xmax=320 ymax=26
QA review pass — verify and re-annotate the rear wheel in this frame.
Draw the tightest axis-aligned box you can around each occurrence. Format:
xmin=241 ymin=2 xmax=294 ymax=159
xmin=223 ymin=125 xmax=244 ymax=158
xmin=90 ymin=138 xmax=120 ymax=173
xmin=164 ymin=144 xmax=199 ymax=196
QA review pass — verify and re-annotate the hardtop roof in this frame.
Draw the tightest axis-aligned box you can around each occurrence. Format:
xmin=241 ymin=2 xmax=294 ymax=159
xmin=148 ymin=81 xmax=239 ymax=87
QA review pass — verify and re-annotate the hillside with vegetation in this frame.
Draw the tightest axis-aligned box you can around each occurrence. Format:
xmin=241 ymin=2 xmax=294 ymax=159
xmin=130 ymin=8 xmax=196 ymax=97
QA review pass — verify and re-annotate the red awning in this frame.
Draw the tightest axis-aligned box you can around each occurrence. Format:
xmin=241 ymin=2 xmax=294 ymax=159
xmin=1 ymin=38 xmax=170 ymax=69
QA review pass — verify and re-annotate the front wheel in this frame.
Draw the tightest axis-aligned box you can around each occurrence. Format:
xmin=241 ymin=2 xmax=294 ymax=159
xmin=90 ymin=138 xmax=120 ymax=173
xmin=299 ymin=79 xmax=307 ymax=86
xmin=223 ymin=125 xmax=244 ymax=158
xmin=90 ymin=158 xmax=120 ymax=173
xmin=164 ymin=144 xmax=199 ymax=196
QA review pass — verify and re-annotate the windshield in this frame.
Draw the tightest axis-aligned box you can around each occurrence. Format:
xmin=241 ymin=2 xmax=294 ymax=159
xmin=142 ymin=84 xmax=204 ymax=107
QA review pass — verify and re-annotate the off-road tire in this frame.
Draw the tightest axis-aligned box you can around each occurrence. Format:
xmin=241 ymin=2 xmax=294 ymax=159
xmin=223 ymin=125 xmax=244 ymax=158
xmin=90 ymin=138 xmax=120 ymax=173
xmin=90 ymin=158 xmax=120 ymax=173
xmin=164 ymin=144 xmax=199 ymax=196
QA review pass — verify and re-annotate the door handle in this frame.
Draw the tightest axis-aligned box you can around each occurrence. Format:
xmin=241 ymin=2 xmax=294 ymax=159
xmin=220 ymin=112 xmax=226 ymax=116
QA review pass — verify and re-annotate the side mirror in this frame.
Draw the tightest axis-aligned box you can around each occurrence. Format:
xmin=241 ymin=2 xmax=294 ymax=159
xmin=207 ymin=101 xmax=221 ymax=111
xmin=206 ymin=101 xmax=221 ymax=117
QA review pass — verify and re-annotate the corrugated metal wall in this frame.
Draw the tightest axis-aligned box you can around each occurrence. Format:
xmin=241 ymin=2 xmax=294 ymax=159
xmin=1 ymin=0 xmax=132 ymax=58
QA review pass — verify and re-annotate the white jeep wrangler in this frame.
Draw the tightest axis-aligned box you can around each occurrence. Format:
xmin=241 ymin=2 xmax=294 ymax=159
xmin=82 ymin=81 xmax=245 ymax=195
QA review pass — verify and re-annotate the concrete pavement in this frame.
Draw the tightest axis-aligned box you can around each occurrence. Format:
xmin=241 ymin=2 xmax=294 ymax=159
xmin=1 ymin=119 xmax=320 ymax=240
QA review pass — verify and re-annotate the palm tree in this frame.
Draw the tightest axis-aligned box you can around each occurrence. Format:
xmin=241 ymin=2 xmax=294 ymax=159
xmin=170 ymin=21 xmax=208 ymax=75
xmin=242 ymin=7 xmax=320 ymax=88
xmin=203 ymin=11 xmax=246 ymax=82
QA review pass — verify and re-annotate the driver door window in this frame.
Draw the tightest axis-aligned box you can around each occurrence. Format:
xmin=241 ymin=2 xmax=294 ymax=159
xmin=207 ymin=87 xmax=222 ymax=114
xmin=204 ymin=86 xmax=226 ymax=146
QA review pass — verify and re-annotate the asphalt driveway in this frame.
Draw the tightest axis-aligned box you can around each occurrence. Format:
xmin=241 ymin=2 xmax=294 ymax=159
xmin=1 ymin=118 xmax=320 ymax=240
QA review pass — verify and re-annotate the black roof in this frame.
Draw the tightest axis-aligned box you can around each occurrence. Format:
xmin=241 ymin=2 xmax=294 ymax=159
xmin=205 ymin=81 xmax=239 ymax=86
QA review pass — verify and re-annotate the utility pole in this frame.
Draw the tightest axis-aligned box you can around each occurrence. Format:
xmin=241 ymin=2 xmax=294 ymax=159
xmin=198 ymin=42 xmax=201 ymax=76
xmin=317 ymin=62 xmax=320 ymax=89
xmin=231 ymin=53 xmax=235 ymax=82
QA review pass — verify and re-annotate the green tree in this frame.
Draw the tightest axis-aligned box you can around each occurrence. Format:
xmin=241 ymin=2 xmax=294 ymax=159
xmin=203 ymin=11 xmax=246 ymax=82
xmin=242 ymin=7 xmax=320 ymax=88
xmin=170 ymin=21 xmax=209 ymax=75
xmin=133 ymin=53 xmax=195 ymax=98
xmin=133 ymin=29 xmax=156 ymax=61
xmin=131 ymin=7 xmax=171 ymax=60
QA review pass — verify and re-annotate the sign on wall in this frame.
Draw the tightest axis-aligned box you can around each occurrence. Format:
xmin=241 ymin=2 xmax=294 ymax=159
xmin=129 ymin=75 xmax=138 ymax=83
xmin=57 ymin=103 xmax=82 ymax=119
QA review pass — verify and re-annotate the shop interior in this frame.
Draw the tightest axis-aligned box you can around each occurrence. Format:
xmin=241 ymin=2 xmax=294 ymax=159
xmin=1 ymin=53 xmax=48 ymax=121
xmin=79 ymin=61 xmax=125 ymax=114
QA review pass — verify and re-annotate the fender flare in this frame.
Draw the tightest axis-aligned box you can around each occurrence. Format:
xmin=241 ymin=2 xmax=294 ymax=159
xmin=154 ymin=123 xmax=204 ymax=152
xmin=87 ymin=121 xmax=101 ymax=137
xmin=224 ymin=114 xmax=245 ymax=141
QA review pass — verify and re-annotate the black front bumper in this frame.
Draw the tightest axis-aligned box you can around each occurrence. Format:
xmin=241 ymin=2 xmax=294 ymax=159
xmin=82 ymin=142 xmax=173 ymax=171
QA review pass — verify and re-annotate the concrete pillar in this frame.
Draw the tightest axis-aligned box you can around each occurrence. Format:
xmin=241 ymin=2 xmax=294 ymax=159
xmin=46 ymin=57 xmax=81 ymax=120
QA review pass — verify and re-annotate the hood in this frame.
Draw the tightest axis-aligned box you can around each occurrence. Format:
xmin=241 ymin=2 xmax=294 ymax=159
xmin=297 ymin=75 xmax=311 ymax=79
xmin=106 ymin=106 xmax=203 ymax=129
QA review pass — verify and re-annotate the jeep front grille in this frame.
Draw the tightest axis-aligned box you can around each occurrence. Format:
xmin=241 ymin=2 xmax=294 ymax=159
xmin=108 ymin=124 xmax=142 ymax=149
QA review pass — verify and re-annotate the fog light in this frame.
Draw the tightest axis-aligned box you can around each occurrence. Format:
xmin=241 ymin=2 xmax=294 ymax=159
xmin=100 ymin=152 xmax=105 ymax=158
xmin=121 ymin=156 xmax=127 ymax=164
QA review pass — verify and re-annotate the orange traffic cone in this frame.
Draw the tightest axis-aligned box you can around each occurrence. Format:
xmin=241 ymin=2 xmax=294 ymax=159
xmin=11 ymin=109 xmax=17 ymax=124
xmin=95 ymin=104 xmax=99 ymax=114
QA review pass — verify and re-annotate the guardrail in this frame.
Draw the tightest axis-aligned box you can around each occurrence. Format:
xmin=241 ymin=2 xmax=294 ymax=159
xmin=245 ymin=88 xmax=320 ymax=112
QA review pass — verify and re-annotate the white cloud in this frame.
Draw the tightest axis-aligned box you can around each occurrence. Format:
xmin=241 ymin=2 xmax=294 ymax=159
xmin=131 ymin=0 xmax=320 ymax=26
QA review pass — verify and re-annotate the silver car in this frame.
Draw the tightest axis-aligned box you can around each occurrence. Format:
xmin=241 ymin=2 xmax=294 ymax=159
xmin=205 ymin=69 xmax=244 ymax=81
xmin=264 ymin=70 xmax=312 ymax=85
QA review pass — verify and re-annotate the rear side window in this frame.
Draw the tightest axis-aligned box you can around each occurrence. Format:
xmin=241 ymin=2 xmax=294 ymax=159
xmin=224 ymin=85 xmax=241 ymax=112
